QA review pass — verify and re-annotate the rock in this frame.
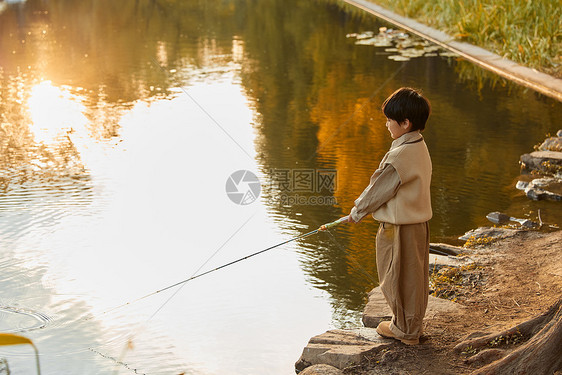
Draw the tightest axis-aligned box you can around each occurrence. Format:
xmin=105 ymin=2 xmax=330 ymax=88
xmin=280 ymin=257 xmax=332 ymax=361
xmin=429 ymin=243 xmax=463 ymax=256
xmin=486 ymin=211 xmax=539 ymax=228
xmin=459 ymin=227 xmax=519 ymax=242
xmin=520 ymin=150 xmax=562 ymax=174
xmin=486 ymin=211 xmax=512 ymax=225
xmin=517 ymin=134 xmax=562 ymax=202
xmin=362 ymin=287 xmax=392 ymax=327
xmin=539 ymin=136 xmax=562 ymax=152
xmin=429 ymin=253 xmax=474 ymax=270
xmin=516 ymin=180 xmax=529 ymax=190
xmin=424 ymin=294 xmax=464 ymax=316
xmin=298 ymin=364 xmax=344 ymax=375
xmin=523 ymin=177 xmax=562 ymax=201
xmin=295 ymin=328 xmax=391 ymax=372
xmin=517 ymin=135 xmax=562 ymax=201
xmin=362 ymin=286 xmax=464 ymax=328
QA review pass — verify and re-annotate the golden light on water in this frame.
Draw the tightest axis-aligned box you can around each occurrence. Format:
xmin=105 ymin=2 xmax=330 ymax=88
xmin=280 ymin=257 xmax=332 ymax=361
xmin=27 ymin=81 xmax=88 ymax=144
xmin=156 ymin=41 xmax=168 ymax=67
xmin=2 ymin=0 xmax=560 ymax=373
xmin=28 ymin=75 xmax=261 ymax=311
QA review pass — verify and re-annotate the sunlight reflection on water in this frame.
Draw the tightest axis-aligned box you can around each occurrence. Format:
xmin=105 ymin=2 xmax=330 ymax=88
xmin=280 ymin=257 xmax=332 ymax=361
xmin=1 ymin=0 xmax=561 ymax=373
xmin=28 ymin=81 xmax=89 ymax=144
xmin=0 ymin=67 xmax=336 ymax=374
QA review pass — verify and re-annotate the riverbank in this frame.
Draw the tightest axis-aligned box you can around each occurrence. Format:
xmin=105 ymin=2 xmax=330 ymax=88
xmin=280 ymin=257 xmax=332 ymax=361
xmin=348 ymin=0 xmax=561 ymax=79
xmin=297 ymin=228 xmax=562 ymax=374
xmin=340 ymin=0 xmax=562 ymax=102
xmin=297 ymin=132 xmax=562 ymax=374
xmin=353 ymin=228 xmax=562 ymax=375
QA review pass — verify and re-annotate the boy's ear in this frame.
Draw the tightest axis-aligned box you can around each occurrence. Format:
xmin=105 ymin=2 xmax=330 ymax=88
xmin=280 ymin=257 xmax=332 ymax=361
xmin=401 ymin=119 xmax=413 ymax=131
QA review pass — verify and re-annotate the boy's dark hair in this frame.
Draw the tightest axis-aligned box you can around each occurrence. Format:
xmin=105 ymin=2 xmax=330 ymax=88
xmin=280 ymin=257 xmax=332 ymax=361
xmin=381 ymin=87 xmax=431 ymax=131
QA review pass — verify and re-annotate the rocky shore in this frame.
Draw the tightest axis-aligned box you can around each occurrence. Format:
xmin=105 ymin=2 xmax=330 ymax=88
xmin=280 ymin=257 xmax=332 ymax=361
xmin=296 ymin=229 xmax=561 ymax=375
xmin=517 ymin=130 xmax=562 ymax=201
xmin=295 ymin=133 xmax=562 ymax=374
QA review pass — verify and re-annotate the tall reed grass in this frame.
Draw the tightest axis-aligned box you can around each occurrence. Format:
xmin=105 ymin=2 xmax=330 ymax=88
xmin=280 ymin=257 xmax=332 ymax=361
xmin=367 ymin=0 xmax=561 ymax=77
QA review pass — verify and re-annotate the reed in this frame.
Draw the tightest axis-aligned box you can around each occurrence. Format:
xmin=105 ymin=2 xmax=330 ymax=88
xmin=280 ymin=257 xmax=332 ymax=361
xmin=366 ymin=0 xmax=561 ymax=77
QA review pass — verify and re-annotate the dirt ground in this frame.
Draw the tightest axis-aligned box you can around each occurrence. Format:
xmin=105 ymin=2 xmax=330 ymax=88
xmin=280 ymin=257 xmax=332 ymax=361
xmin=347 ymin=229 xmax=562 ymax=375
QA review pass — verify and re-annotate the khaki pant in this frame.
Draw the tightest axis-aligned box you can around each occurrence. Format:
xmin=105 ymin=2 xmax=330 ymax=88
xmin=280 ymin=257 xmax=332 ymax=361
xmin=376 ymin=222 xmax=430 ymax=341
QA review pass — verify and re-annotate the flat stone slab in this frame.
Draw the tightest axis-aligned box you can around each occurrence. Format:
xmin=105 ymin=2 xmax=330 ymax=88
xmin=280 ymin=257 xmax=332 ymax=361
xmin=430 ymin=242 xmax=464 ymax=256
xmin=362 ymin=287 xmax=393 ymax=327
xmin=295 ymin=328 xmax=392 ymax=372
xmin=362 ymin=287 xmax=464 ymax=328
xmin=459 ymin=226 xmax=519 ymax=242
xmin=520 ymin=151 xmax=562 ymax=173
xmin=298 ymin=364 xmax=344 ymax=375
xmin=423 ymin=293 xmax=465 ymax=319
xmin=298 ymin=287 xmax=466 ymax=372
xmin=518 ymin=177 xmax=562 ymax=201
xmin=429 ymin=253 xmax=473 ymax=270
xmin=538 ymin=136 xmax=562 ymax=152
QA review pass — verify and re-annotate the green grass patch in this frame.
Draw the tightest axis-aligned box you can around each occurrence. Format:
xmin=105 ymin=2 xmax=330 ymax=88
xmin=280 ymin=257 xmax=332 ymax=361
xmin=363 ymin=0 xmax=561 ymax=77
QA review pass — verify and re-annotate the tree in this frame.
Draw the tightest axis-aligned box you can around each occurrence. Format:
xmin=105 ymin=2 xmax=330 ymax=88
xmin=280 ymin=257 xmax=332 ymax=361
xmin=455 ymin=299 xmax=562 ymax=374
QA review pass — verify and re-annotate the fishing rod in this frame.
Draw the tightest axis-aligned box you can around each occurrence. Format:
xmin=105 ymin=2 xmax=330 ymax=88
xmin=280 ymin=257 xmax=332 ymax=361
xmin=97 ymin=216 xmax=349 ymax=317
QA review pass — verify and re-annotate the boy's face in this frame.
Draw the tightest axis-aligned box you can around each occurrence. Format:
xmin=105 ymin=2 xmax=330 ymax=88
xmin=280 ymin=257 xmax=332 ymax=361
xmin=385 ymin=118 xmax=411 ymax=139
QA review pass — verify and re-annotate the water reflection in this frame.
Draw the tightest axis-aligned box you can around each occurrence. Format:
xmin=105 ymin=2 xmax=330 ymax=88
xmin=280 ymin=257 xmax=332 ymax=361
xmin=1 ymin=0 xmax=562 ymax=373
xmin=237 ymin=0 xmax=562 ymax=321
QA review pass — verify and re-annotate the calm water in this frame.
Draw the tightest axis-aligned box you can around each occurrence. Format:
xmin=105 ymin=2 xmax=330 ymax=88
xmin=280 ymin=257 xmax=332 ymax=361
xmin=1 ymin=0 xmax=561 ymax=373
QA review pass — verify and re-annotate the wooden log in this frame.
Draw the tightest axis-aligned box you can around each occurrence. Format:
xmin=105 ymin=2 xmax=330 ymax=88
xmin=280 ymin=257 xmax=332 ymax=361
xmin=429 ymin=243 xmax=464 ymax=256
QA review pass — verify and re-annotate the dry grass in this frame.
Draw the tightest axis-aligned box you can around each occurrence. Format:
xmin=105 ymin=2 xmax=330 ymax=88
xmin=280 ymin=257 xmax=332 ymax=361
xmin=363 ymin=0 xmax=561 ymax=77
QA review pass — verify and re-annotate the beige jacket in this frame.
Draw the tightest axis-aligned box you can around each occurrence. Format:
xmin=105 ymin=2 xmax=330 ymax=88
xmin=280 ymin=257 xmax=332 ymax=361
xmin=351 ymin=131 xmax=432 ymax=225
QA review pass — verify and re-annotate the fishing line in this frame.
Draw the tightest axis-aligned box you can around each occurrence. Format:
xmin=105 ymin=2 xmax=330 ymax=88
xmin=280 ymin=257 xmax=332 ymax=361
xmin=86 ymin=216 xmax=349 ymax=372
xmin=147 ymin=212 xmax=256 ymax=321
xmin=92 ymin=216 xmax=349 ymax=320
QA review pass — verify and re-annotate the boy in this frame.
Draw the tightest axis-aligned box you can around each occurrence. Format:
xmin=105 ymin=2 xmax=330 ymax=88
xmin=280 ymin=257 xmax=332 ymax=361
xmin=349 ymin=87 xmax=432 ymax=345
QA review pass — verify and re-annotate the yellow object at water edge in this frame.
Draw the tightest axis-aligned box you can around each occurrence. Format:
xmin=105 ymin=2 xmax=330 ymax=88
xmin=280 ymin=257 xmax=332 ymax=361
xmin=0 ymin=333 xmax=41 ymax=374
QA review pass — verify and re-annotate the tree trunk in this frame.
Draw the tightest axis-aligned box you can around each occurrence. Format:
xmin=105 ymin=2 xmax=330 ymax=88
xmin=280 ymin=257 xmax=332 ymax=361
xmin=456 ymin=299 xmax=562 ymax=375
